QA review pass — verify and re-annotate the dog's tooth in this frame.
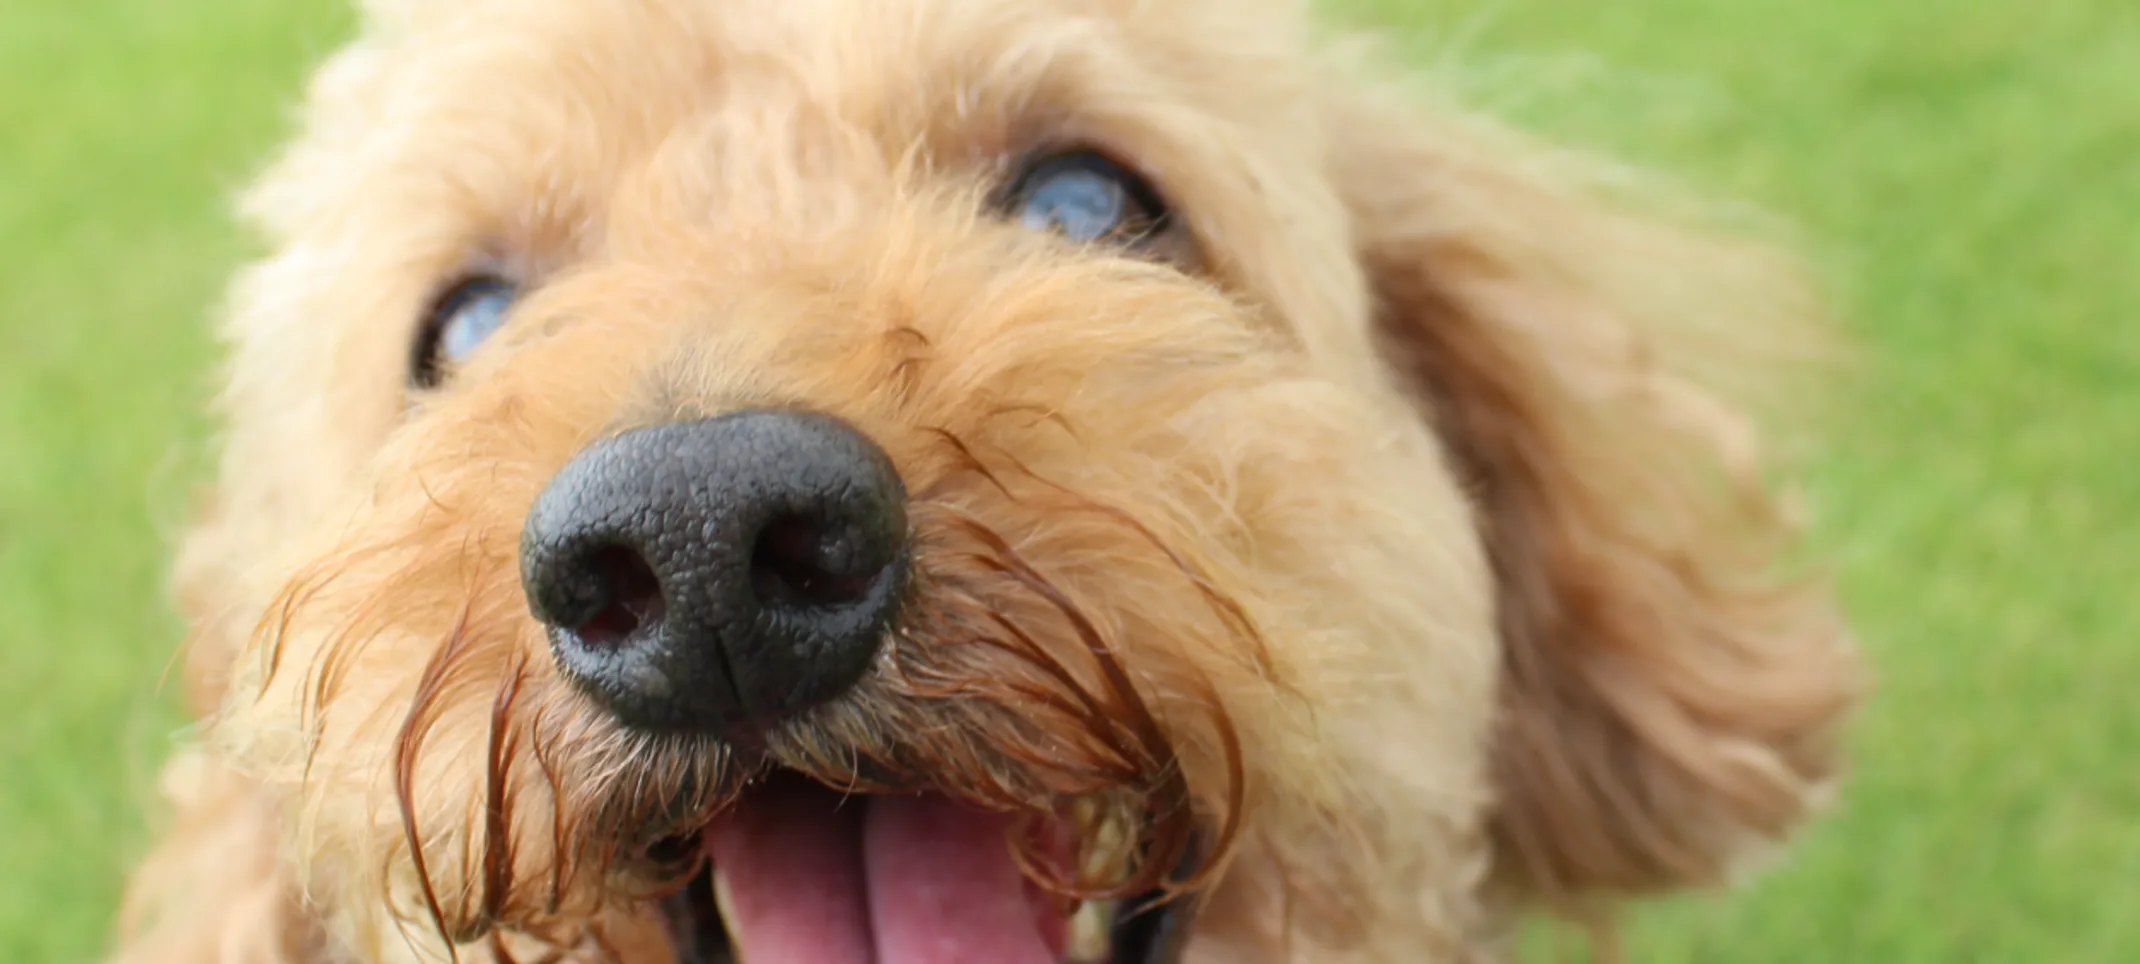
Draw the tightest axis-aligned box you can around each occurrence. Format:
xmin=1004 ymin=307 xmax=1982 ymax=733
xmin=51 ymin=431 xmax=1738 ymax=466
xmin=1082 ymin=817 xmax=1129 ymax=879
xmin=1066 ymin=899 xmax=1115 ymax=963
xmin=712 ymin=867 xmax=744 ymax=962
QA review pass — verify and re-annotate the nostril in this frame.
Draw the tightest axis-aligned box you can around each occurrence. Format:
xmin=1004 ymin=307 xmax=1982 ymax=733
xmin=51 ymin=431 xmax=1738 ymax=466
xmin=572 ymin=545 xmax=665 ymax=648
xmin=750 ymin=514 xmax=879 ymax=609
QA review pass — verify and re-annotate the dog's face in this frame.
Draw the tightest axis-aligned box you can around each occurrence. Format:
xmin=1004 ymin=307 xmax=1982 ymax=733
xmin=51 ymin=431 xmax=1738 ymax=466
xmin=166 ymin=0 xmax=1859 ymax=961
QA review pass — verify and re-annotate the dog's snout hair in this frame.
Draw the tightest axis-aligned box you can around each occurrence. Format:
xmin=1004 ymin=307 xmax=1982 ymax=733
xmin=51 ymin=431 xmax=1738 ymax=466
xmin=116 ymin=1 xmax=1861 ymax=962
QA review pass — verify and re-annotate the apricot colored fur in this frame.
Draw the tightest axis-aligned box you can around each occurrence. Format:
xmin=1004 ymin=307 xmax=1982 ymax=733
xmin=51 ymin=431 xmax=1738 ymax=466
xmin=115 ymin=1 xmax=1861 ymax=961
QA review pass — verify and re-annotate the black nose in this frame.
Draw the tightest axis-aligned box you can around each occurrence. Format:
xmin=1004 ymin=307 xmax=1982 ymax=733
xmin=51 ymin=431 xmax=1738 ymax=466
xmin=521 ymin=410 xmax=909 ymax=736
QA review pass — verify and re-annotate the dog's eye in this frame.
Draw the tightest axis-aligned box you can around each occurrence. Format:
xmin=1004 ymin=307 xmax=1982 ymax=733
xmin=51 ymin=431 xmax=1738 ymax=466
xmin=413 ymin=276 xmax=518 ymax=386
xmin=1005 ymin=151 xmax=1170 ymax=247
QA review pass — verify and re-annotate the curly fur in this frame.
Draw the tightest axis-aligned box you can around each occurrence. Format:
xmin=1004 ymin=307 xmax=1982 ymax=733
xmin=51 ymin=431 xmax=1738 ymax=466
xmin=114 ymin=0 xmax=1861 ymax=961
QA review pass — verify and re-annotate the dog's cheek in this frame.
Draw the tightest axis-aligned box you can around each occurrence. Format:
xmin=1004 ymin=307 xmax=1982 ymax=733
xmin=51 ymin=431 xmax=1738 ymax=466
xmin=197 ymin=435 xmax=609 ymax=947
xmin=1083 ymin=378 xmax=1501 ymax=953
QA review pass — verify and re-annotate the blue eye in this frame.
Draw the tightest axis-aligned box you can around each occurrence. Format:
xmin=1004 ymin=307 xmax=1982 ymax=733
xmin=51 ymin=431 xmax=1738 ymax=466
xmin=414 ymin=276 xmax=518 ymax=386
xmin=1006 ymin=151 xmax=1170 ymax=247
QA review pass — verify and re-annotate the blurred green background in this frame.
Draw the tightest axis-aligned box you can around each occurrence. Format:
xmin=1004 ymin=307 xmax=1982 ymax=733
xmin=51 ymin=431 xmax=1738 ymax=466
xmin=2 ymin=0 xmax=2134 ymax=960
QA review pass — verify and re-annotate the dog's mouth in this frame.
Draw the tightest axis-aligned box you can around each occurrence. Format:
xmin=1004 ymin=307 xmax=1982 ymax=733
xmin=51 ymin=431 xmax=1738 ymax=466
xmin=656 ymin=773 xmax=1198 ymax=964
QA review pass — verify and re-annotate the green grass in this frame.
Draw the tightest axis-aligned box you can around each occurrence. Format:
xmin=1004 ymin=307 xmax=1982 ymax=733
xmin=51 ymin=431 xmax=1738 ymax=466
xmin=2 ymin=0 xmax=2132 ymax=961
xmin=0 ymin=2 xmax=354 ymax=960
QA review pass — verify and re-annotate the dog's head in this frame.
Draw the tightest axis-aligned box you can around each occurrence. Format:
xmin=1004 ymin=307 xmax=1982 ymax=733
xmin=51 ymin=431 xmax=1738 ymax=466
xmin=169 ymin=0 xmax=1859 ymax=959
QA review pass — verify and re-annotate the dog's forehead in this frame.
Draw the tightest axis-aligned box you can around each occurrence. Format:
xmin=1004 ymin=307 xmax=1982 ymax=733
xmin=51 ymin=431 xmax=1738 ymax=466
xmin=317 ymin=0 xmax=1334 ymax=250
xmin=368 ymin=0 xmax=1311 ymax=127
xmin=313 ymin=0 xmax=1352 ymax=293
xmin=243 ymin=0 xmax=1379 ymax=404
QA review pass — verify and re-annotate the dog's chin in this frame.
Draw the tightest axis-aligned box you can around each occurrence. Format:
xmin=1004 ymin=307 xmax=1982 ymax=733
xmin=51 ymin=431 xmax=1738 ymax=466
xmin=647 ymin=772 xmax=1198 ymax=964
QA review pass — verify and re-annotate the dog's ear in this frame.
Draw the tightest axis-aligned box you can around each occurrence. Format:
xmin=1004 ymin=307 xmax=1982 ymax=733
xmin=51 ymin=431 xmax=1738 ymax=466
xmin=1322 ymin=81 xmax=1861 ymax=906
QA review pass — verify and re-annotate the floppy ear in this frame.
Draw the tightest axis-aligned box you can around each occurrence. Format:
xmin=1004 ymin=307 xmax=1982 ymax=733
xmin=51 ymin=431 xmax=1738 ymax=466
xmin=1322 ymin=80 xmax=1862 ymax=907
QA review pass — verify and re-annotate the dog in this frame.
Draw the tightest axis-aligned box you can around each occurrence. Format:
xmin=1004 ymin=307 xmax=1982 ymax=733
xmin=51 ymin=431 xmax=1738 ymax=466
xmin=111 ymin=0 xmax=1862 ymax=960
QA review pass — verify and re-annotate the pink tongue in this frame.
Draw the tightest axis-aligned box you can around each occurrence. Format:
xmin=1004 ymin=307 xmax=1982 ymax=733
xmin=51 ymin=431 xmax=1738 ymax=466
xmin=703 ymin=780 xmax=1059 ymax=964
xmin=864 ymin=795 xmax=1060 ymax=964
xmin=702 ymin=778 xmax=875 ymax=962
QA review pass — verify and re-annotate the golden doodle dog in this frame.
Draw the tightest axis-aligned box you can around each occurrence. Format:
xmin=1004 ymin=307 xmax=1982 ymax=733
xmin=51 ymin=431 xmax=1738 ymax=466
xmin=114 ymin=0 xmax=1862 ymax=960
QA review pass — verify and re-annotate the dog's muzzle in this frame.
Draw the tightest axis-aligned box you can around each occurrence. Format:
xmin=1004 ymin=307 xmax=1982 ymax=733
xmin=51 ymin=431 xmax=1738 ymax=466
xmin=520 ymin=409 xmax=1201 ymax=963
